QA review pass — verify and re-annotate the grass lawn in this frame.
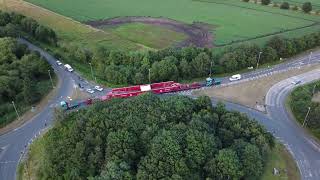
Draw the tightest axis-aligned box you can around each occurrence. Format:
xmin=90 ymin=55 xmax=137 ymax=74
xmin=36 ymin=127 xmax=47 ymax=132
xmin=261 ymin=143 xmax=300 ymax=180
xmin=104 ymin=23 xmax=187 ymax=49
xmin=25 ymin=0 xmax=319 ymax=46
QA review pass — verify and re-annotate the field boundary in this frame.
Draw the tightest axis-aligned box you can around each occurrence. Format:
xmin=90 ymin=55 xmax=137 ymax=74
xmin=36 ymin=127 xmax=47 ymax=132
xmin=218 ymin=22 xmax=319 ymax=47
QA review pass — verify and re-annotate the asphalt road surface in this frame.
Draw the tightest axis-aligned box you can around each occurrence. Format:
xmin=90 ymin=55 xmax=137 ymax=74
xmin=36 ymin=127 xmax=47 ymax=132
xmin=0 ymin=40 xmax=319 ymax=180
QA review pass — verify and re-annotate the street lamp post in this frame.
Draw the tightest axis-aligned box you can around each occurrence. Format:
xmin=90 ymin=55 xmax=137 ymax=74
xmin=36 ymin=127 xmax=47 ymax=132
xmin=308 ymin=52 xmax=313 ymax=66
xmin=256 ymin=51 xmax=263 ymax=69
xmin=148 ymin=68 xmax=151 ymax=84
xmin=12 ymin=101 xmax=21 ymax=121
xmin=302 ymin=107 xmax=311 ymax=127
xmin=312 ymin=84 xmax=317 ymax=95
xmin=210 ymin=61 xmax=213 ymax=77
xmin=89 ymin=63 xmax=95 ymax=82
xmin=48 ymin=70 xmax=54 ymax=88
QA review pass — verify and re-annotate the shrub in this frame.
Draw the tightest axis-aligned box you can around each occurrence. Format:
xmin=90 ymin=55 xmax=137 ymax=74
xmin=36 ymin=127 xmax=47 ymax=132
xmin=292 ymin=5 xmax=299 ymax=11
xmin=273 ymin=3 xmax=279 ymax=7
xmin=316 ymin=10 xmax=320 ymax=15
xmin=280 ymin=2 xmax=290 ymax=9
xmin=242 ymin=0 xmax=250 ymax=2
xmin=302 ymin=2 xmax=312 ymax=13
xmin=261 ymin=0 xmax=271 ymax=5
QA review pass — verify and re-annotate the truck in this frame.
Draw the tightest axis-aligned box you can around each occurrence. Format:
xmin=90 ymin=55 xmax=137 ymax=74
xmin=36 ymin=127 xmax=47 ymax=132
xmin=61 ymin=81 xmax=203 ymax=110
xmin=206 ymin=77 xmax=222 ymax=87
xmin=60 ymin=98 xmax=93 ymax=110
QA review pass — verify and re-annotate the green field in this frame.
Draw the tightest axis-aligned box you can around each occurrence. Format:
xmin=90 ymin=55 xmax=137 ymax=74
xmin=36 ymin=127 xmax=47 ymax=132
xmin=104 ymin=23 xmax=187 ymax=49
xmin=273 ymin=0 xmax=320 ymax=10
xmin=26 ymin=0 xmax=320 ymax=46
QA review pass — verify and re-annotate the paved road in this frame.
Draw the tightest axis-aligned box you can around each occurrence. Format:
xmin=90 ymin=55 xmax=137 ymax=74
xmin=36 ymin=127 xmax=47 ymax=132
xmin=0 ymin=40 xmax=319 ymax=179
xmin=0 ymin=39 xmax=104 ymax=180
xmin=266 ymin=69 xmax=320 ymax=179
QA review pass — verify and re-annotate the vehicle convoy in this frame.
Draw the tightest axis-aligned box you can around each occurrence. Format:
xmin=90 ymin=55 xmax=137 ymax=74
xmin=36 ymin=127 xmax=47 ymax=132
xmin=61 ymin=78 xmax=222 ymax=110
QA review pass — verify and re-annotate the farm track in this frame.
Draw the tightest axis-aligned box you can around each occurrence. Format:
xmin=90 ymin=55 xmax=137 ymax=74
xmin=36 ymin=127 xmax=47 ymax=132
xmin=86 ymin=17 xmax=214 ymax=48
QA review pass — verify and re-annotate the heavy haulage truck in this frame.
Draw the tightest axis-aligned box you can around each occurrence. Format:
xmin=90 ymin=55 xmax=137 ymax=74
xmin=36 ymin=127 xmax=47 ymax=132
xmin=60 ymin=78 xmax=222 ymax=111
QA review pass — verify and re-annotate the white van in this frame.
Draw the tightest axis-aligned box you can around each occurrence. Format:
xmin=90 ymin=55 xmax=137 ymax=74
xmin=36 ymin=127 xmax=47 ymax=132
xmin=64 ymin=64 xmax=74 ymax=72
xmin=229 ymin=74 xmax=241 ymax=81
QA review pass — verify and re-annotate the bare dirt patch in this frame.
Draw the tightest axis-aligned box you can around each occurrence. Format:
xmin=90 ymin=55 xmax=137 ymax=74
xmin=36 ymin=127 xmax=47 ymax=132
xmin=193 ymin=65 xmax=320 ymax=109
xmin=86 ymin=16 xmax=214 ymax=48
xmin=313 ymin=92 xmax=320 ymax=103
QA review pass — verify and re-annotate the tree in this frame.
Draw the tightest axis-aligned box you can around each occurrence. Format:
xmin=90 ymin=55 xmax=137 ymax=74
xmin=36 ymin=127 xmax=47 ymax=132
xmin=151 ymin=56 xmax=178 ymax=82
xmin=214 ymin=149 xmax=243 ymax=180
xmin=191 ymin=52 xmax=211 ymax=77
xmin=280 ymin=2 xmax=290 ymax=9
xmin=261 ymin=0 xmax=271 ymax=5
xmin=302 ymin=2 xmax=312 ymax=13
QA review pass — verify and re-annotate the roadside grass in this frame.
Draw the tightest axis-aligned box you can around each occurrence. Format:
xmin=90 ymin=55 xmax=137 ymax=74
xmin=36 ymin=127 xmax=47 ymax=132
xmin=17 ymin=136 xmax=46 ymax=180
xmin=193 ymin=64 xmax=320 ymax=109
xmin=261 ymin=143 xmax=300 ymax=180
xmin=25 ymin=0 xmax=319 ymax=46
xmin=103 ymin=23 xmax=187 ymax=49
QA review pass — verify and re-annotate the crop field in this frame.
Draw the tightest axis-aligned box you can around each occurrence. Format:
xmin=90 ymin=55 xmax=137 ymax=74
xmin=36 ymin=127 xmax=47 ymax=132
xmin=25 ymin=0 xmax=320 ymax=47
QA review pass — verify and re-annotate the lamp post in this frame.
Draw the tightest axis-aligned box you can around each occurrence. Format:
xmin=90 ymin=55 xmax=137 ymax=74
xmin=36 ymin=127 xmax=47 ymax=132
xmin=12 ymin=101 xmax=21 ymax=121
xmin=302 ymin=107 xmax=311 ymax=127
xmin=210 ymin=61 xmax=213 ymax=77
xmin=256 ymin=51 xmax=263 ymax=69
xmin=148 ymin=68 xmax=151 ymax=84
xmin=308 ymin=52 xmax=313 ymax=66
xmin=48 ymin=70 xmax=54 ymax=88
xmin=89 ymin=63 xmax=95 ymax=82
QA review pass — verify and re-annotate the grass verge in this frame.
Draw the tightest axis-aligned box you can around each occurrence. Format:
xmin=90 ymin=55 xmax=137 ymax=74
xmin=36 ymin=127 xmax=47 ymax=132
xmin=261 ymin=143 xmax=300 ymax=180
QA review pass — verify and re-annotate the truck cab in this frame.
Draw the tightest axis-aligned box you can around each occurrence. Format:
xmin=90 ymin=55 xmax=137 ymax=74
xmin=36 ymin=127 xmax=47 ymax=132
xmin=206 ymin=77 xmax=222 ymax=87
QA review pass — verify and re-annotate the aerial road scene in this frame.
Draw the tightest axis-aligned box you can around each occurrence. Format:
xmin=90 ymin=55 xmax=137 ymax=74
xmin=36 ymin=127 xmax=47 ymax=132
xmin=0 ymin=0 xmax=320 ymax=179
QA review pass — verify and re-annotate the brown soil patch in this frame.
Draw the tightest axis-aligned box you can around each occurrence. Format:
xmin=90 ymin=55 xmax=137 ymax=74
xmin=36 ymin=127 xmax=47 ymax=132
xmin=193 ymin=64 xmax=320 ymax=109
xmin=312 ymin=92 xmax=320 ymax=103
xmin=86 ymin=16 xmax=214 ymax=48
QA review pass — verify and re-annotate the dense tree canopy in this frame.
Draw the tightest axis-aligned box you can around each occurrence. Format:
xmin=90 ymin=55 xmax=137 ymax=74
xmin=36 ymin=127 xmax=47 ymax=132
xmin=0 ymin=37 xmax=53 ymax=127
xmin=55 ymin=30 xmax=320 ymax=85
xmin=39 ymin=94 xmax=274 ymax=179
xmin=290 ymin=81 xmax=320 ymax=133
xmin=0 ymin=11 xmax=57 ymax=44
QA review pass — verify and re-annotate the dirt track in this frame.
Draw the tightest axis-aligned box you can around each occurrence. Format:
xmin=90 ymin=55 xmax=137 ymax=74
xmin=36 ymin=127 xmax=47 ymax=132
xmin=86 ymin=16 xmax=214 ymax=48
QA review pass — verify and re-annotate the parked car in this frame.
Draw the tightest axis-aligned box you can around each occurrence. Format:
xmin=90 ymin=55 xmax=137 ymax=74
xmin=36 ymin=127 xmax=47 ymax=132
xmin=86 ymin=88 xmax=94 ymax=94
xmin=94 ymin=86 xmax=103 ymax=92
xmin=64 ymin=64 xmax=74 ymax=72
xmin=229 ymin=74 xmax=242 ymax=81
xmin=291 ymin=80 xmax=302 ymax=85
xmin=56 ymin=60 xmax=62 ymax=66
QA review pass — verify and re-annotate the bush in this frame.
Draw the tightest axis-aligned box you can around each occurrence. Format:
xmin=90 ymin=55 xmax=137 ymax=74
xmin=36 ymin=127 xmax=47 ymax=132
xmin=242 ymin=0 xmax=250 ymax=2
xmin=280 ymin=2 xmax=290 ymax=9
xmin=302 ymin=2 xmax=312 ymax=13
xmin=273 ymin=3 xmax=279 ymax=7
xmin=261 ymin=0 xmax=271 ymax=5
xmin=292 ymin=5 xmax=299 ymax=11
